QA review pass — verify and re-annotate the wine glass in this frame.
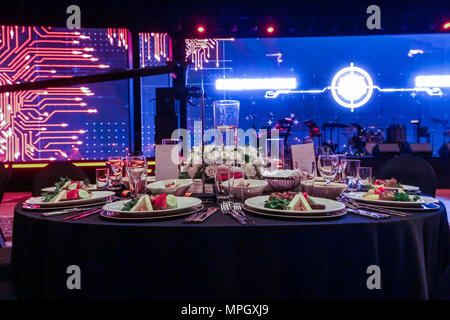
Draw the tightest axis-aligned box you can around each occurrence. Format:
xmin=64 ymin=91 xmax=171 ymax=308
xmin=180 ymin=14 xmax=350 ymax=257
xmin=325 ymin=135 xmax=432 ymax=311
xmin=125 ymin=156 xmax=147 ymax=198
xmin=317 ymin=155 xmax=339 ymax=198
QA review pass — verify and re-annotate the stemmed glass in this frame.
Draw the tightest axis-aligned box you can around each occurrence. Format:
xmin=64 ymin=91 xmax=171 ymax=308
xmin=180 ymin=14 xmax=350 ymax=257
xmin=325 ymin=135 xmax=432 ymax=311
xmin=317 ymin=155 xmax=339 ymax=198
xmin=125 ymin=156 xmax=148 ymax=198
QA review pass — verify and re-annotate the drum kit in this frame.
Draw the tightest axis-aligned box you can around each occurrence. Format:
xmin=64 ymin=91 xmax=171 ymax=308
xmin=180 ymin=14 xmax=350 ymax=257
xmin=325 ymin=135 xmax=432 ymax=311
xmin=300 ymin=120 xmax=384 ymax=155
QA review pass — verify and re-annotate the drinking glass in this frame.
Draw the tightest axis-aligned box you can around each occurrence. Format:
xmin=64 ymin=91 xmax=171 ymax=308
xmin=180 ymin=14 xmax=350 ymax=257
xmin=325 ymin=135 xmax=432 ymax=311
xmin=358 ymin=167 xmax=372 ymax=189
xmin=107 ymin=156 xmax=123 ymax=190
xmin=341 ymin=159 xmax=360 ymax=192
xmin=266 ymin=138 xmax=285 ymax=171
xmin=125 ymin=156 xmax=148 ymax=198
xmin=95 ymin=168 xmax=109 ymax=191
xmin=294 ymin=161 xmax=316 ymax=181
xmin=230 ymin=166 xmax=245 ymax=202
xmin=317 ymin=155 xmax=339 ymax=198
xmin=214 ymin=164 xmax=231 ymax=205
xmin=294 ymin=160 xmax=316 ymax=195
xmin=335 ymin=154 xmax=347 ymax=182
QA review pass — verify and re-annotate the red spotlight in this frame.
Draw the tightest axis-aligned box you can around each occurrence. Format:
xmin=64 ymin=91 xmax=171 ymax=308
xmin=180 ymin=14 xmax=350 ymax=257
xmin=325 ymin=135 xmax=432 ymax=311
xmin=443 ymin=22 xmax=450 ymax=30
xmin=197 ymin=25 xmax=205 ymax=33
xmin=266 ymin=26 xmax=275 ymax=34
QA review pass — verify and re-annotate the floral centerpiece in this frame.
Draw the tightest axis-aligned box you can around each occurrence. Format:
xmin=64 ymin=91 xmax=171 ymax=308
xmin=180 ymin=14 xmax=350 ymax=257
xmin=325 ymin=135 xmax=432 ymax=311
xmin=179 ymin=145 xmax=265 ymax=182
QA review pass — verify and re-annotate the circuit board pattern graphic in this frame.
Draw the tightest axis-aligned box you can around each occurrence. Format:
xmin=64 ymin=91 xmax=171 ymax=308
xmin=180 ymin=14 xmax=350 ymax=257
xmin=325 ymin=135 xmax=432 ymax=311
xmin=185 ymin=38 xmax=234 ymax=70
xmin=139 ymin=33 xmax=172 ymax=67
xmin=0 ymin=26 xmax=129 ymax=162
xmin=139 ymin=33 xmax=173 ymax=157
xmin=107 ymin=28 xmax=129 ymax=50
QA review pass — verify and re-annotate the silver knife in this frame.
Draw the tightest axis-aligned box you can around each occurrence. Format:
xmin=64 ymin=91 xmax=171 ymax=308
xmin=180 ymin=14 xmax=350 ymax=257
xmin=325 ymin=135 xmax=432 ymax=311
xmin=41 ymin=206 xmax=102 ymax=217
xmin=347 ymin=208 xmax=390 ymax=219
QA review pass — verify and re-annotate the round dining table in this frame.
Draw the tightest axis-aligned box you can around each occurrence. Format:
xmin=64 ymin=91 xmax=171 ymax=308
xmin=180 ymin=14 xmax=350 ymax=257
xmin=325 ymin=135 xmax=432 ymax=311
xmin=11 ymin=200 xmax=449 ymax=299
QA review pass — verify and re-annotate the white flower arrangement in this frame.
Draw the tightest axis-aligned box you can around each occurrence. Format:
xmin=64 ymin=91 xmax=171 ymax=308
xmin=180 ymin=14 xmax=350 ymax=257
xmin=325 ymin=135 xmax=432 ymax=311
xmin=179 ymin=145 xmax=265 ymax=180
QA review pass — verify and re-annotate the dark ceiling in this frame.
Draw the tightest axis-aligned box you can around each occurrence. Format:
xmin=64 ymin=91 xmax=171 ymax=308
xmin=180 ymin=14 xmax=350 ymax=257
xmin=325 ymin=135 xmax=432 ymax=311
xmin=0 ymin=0 xmax=448 ymax=37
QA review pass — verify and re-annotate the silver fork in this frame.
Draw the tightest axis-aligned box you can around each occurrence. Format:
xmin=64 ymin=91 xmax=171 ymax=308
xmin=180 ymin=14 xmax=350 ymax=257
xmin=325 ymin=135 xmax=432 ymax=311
xmin=221 ymin=201 xmax=247 ymax=224
xmin=232 ymin=202 xmax=255 ymax=224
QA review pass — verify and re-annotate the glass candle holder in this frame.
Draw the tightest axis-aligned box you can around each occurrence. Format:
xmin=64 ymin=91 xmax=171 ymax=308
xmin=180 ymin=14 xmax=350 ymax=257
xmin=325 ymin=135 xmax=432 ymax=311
xmin=213 ymin=100 xmax=240 ymax=147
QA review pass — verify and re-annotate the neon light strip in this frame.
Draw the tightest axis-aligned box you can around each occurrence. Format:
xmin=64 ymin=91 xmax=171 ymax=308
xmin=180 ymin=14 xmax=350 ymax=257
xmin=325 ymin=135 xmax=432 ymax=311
xmin=4 ymin=161 xmax=157 ymax=169
xmin=73 ymin=162 xmax=106 ymax=167
xmin=415 ymin=75 xmax=450 ymax=88
xmin=216 ymin=78 xmax=297 ymax=90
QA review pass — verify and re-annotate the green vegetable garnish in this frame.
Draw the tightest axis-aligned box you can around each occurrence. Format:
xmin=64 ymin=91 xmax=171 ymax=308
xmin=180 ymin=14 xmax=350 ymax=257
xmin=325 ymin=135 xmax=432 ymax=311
xmin=122 ymin=198 xmax=139 ymax=211
xmin=264 ymin=198 xmax=292 ymax=210
xmin=393 ymin=191 xmax=420 ymax=202
xmin=41 ymin=177 xmax=72 ymax=202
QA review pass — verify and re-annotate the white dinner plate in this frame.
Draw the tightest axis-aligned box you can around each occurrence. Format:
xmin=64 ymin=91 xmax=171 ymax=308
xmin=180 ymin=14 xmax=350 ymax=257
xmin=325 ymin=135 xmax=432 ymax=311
xmin=345 ymin=192 xmax=438 ymax=208
xmin=100 ymin=204 xmax=204 ymax=220
xmin=383 ymin=184 xmax=420 ymax=192
xmin=25 ymin=191 xmax=116 ymax=208
xmin=102 ymin=196 xmax=202 ymax=215
xmin=243 ymin=205 xmax=347 ymax=220
xmin=244 ymin=195 xmax=345 ymax=215
xmin=41 ymin=184 xmax=97 ymax=192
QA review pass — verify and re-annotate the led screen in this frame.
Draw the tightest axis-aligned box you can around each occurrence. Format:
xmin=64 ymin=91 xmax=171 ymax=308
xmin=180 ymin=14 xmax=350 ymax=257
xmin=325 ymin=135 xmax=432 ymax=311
xmin=0 ymin=26 xmax=130 ymax=161
xmin=139 ymin=32 xmax=172 ymax=158
xmin=186 ymin=35 xmax=450 ymax=154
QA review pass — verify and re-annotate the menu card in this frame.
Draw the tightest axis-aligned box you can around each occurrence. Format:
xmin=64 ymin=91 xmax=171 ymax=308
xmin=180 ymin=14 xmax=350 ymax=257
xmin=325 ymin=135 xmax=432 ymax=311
xmin=291 ymin=143 xmax=317 ymax=174
xmin=155 ymin=144 xmax=179 ymax=181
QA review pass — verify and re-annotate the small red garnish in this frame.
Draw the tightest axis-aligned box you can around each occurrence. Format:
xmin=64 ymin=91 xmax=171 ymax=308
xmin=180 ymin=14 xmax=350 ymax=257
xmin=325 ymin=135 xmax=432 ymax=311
xmin=67 ymin=189 xmax=79 ymax=200
xmin=302 ymin=192 xmax=308 ymax=200
xmin=233 ymin=172 xmax=243 ymax=179
xmin=375 ymin=187 xmax=386 ymax=194
xmin=374 ymin=179 xmax=384 ymax=185
xmin=154 ymin=194 xmax=167 ymax=209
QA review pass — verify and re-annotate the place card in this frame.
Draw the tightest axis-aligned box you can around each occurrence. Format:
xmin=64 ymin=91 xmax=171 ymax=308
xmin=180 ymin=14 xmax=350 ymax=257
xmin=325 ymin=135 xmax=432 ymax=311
xmin=291 ymin=143 xmax=317 ymax=174
xmin=155 ymin=144 xmax=179 ymax=181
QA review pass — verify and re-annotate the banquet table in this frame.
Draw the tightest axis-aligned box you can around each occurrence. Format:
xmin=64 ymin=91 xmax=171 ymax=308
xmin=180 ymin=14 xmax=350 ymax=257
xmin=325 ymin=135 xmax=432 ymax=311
xmin=11 ymin=200 xmax=449 ymax=300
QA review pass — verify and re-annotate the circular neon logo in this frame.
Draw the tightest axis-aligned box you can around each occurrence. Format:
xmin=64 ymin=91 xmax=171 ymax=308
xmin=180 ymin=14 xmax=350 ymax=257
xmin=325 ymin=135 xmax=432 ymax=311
xmin=330 ymin=63 xmax=374 ymax=111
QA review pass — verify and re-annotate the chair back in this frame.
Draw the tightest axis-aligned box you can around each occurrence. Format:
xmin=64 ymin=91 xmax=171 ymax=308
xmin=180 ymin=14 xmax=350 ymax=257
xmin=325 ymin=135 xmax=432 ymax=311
xmin=32 ymin=162 xmax=89 ymax=196
xmin=0 ymin=163 xmax=12 ymax=203
xmin=378 ymin=155 xmax=437 ymax=197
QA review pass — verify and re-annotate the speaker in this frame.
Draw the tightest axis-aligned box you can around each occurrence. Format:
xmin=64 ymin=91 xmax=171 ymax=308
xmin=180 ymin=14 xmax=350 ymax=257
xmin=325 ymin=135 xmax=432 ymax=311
xmin=372 ymin=143 xmax=401 ymax=155
xmin=438 ymin=143 xmax=450 ymax=157
xmin=409 ymin=143 xmax=433 ymax=155
xmin=365 ymin=142 xmax=377 ymax=155
xmin=155 ymin=88 xmax=179 ymax=144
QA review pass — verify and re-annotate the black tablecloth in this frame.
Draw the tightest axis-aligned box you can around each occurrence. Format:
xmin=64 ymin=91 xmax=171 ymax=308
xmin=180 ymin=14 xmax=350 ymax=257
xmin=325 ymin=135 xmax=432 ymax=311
xmin=11 ymin=202 xmax=450 ymax=299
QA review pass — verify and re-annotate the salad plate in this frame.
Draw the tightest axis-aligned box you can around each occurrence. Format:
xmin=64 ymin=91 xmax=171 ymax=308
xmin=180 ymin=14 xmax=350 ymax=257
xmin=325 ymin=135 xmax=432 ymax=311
xmin=25 ymin=191 xmax=115 ymax=208
xmin=100 ymin=204 xmax=204 ymax=221
xmin=103 ymin=196 xmax=202 ymax=215
xmin=345 ymin=191 xmax=438 ymax=208
xmin=41 ymin=184 xmax=97 ymax=192
xmin=243 ymin=204 xmax=347 ymax=220
xmin=245 ymin=194 xmax=345 ymax=216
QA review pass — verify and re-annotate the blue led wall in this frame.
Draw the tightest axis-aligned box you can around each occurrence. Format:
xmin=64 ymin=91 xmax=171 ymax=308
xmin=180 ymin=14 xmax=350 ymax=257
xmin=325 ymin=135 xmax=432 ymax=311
xmin=186 ymin=34 xmax=450 ymax=154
